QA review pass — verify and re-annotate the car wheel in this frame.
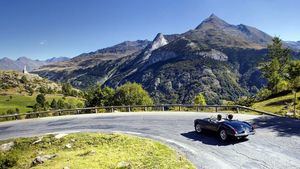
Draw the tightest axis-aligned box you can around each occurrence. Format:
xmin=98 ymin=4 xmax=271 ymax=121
xmin=195 ymin=123 xmax=202 ymax=133
xmin=219 ymin=129 xmax=227 ymax=141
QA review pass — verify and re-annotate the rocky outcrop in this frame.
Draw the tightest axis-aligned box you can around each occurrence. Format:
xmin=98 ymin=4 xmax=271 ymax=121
xmin=31 ymin=154 xmax=58 ymax=166
xmin=0 ymin=142 xmax=14 ymax=152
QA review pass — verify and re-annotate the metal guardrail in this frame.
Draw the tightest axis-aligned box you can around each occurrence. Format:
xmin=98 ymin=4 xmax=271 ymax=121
xmin=0 ymin=104 xmax=280 ymax=121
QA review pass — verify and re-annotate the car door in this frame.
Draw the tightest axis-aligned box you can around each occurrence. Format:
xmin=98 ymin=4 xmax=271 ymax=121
xmin=206 ymin=119 xmax=219 ymax=132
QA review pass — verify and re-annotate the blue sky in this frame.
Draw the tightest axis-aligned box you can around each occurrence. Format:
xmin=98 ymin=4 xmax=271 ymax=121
xmin=0 ymin=0 xmax=299 ymax=60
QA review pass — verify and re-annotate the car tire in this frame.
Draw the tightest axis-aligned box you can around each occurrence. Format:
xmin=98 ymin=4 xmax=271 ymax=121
xmin=219 ymin=128 xmax=227 ymax=141
xmin=195 ymin=123 xmax=202 ymax=133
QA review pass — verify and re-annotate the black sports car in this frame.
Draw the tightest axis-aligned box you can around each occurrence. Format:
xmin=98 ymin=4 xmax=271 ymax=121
xmin=194 ymin=114 xmax=255 ymax=141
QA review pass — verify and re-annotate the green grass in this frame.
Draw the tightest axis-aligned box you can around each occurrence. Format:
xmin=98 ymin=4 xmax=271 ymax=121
xmin=0 ymin=133 xmax=195 ymax=169
xmin=0 ymin=94 xmax=84 ymax=115
xmin=252 ymin=91 xmax=300 ymax=117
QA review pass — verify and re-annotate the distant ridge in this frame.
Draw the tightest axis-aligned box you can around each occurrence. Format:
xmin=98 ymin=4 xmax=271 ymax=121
xmin=0 ymin=56 xmax=70 ymax=71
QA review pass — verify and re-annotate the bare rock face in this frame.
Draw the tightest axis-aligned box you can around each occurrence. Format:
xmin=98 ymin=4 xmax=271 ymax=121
xmin=116 ymin=161 xmax=132 ymax=169
xmin=54 ymin=133 xmax=68 ymax=139
xmin=200 ymin=49 xmax=228 ymax=61
xmin=32 ymin=136 xmax=43 ymax=145
xmin=65 ymin=144 xmax=72 ymax=149
xmin=0 ymin=142 xmax=14 ymax=152
xmin=32 ymin=154 xmax=58 ymax=166
xmin=142 ymin=33 xmax=168 ymax=61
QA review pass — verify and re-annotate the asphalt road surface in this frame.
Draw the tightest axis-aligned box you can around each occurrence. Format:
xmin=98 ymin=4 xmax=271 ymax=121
xmin=0 ymin=112 xmax=299 ymax=169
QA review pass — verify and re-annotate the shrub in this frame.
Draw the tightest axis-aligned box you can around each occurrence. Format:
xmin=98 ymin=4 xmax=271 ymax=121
xmin=50 ymin=99 xmax=58 ymax=109
xmin=0 ymin=153 xmax=19 ymax=169
xmin=36 ymin=94 xmax=46 ymax=107
xmin=194 ymin=93 xmax=207 ymax=106
xmin=235 ymin=96 xmax=255 ymax=107
xmin=113 ymin=82 xmax=153 ymax=106
xmin=6 ymin=109 xmax=15 ymax=115
xmin=85 ymin=85 xmax=115 ymax=107
xmin=256 ymin=88 xmax=272 ymax=101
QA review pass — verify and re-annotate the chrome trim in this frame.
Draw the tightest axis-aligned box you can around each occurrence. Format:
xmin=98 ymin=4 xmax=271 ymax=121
xmin=235 ymin=131 xmax=255 ymax=137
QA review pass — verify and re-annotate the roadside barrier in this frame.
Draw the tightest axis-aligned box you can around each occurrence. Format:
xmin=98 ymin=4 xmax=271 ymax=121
xmin=0 ymin=104 xmax=281 ymax=121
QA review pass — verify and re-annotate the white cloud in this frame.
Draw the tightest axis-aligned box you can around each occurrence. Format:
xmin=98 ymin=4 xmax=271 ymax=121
xmin=39 ymin=40 xmax=47 ymax=45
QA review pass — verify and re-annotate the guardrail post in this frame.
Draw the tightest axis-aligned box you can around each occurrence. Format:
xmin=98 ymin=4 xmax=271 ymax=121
xmin=95 ymin=108 xmax=98 ymax=114
xmin=215 ymin=107 xmax=218 ymax=112
xmin=197 ymin=106 xmax=199 ymax=112
xmin=162 ymin=105 xmax=164 ymax=111
xmin=179 ymin=105 xmax=181 ymax=111
xmin=144 ymin=106 xmax=147 ymax=111
xmin=236 ymin=106 xmax=240 ymax=113
xmin=111 ymin=106 xmax=114 ymax=113
xmin=128 ymin=106 xmax=131 ymax=112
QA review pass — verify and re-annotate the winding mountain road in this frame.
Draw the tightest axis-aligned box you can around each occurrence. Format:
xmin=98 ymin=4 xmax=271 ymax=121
xmin=0 ymin=112 xmax=299 ymax=169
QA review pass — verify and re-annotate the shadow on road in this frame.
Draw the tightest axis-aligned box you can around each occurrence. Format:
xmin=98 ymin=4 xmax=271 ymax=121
xmin=181 ymin=131 xmax=248 ymax=146
xmin=250 ymin=116 xmax=300 ymax=137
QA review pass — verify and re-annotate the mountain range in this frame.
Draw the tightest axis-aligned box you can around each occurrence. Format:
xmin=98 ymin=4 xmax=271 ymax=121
xmin=0 ymin=57 xmax=70 ymax=72
xmin=33 ymin=14 xmax=300 ymax=104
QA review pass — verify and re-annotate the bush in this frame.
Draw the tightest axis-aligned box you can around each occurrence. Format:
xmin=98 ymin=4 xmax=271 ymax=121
xmin=39 ymin=86 xmax=47 ymax=94
xmin=194 ymin=93 xmax=206 ymax=106
xmin=85 ymin=85 xmax=115 ymax=107
xmin=6 ymin=109 xmax=15 ymax=115
xmin=20 ymin=75 xmax=28 ymax=84
xmin=255 ymin=88 xmax=272 ymax=101
xmin=274 ymin=80 xmax=289 ymax=94
xmin=0 ymin=153 xmax=19 ymax=169
xmin=235 ymin=96 xmax=255 ymax=107
xmin=50 ymin=99 xmax=58 ymax=109
xmin=113 ymin=82 xmax=153 ymax=106
xmin=36 ymin=94 xmax=46 ymax=107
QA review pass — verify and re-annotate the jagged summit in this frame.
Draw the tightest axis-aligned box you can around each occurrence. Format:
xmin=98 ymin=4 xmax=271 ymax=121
xmin=151 ymin=33 xmax=168 ymax=50
xmin=195 ymin=14 xmax=230 ymax=29
xmin=140 ymin=33 xmax=168 ymax=61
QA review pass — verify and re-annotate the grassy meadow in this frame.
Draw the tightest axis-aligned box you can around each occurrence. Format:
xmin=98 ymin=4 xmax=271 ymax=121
xmin=0 ymin=94 xmax=84 ymax=115
xmin=0 ymin=133 xmax=195 ymax=169
xmin=252 ymin=91 xmax=300 ymax=117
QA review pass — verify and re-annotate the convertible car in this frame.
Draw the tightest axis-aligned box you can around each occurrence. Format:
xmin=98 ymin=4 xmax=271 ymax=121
xmin=194 ymin=114 xmax=255 ymax=141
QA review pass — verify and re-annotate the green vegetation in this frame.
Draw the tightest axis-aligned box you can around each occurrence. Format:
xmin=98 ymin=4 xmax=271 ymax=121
xmin=0 ymin=94 xmax=84 ymax=115
xmin=61 ymin=83 xmax=82 ymax=97
xmin=252 ymin=91 xmax=300 ymax=117
xmin=0 ymin=71 xmax=61 ymax=95
xmin=114 ymin=82 xmax=153 ymax=106
xmin=257 ymin=37 xmax=300 ymax=116
xmin=194 ymin=93 xmax=206 ymax=106
xmin=260 ymin=37 xmax=291 ymax=94
xmin=85 ymin=82 xmax=153 ymax=107
xmin=0 ymin=133 xmax=195 ymax=169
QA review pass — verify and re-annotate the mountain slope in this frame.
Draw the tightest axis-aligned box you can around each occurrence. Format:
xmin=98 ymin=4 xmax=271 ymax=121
xmin=46 ymin=57 xmax=70 ymax=63
xmin=34 ymin=40 xmax=150 ymax=88
xmin=0 ymin=56 xmax=70 ymax=72
xmin=184 ymin=14 xmax=272 ymax=49
xmin=33 ymin=14 xmax=299 ymax=104
xmin=0 ymin=57 xmax=47 ymax=71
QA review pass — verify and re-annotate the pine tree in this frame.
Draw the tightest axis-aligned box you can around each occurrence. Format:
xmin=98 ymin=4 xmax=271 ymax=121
xmin=261 ymin=37 xmax=291 ymax=93
xmin=50 ymin=99 xmax=58 ymax=109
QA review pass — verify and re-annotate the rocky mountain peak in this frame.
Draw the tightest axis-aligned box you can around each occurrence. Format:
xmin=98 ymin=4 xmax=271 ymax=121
xmin=1 ymin=57 xmax=12 ymax=61
xmin=195 ymin=14 xmax=230 ymax=30
xmin=152 ymin=33 xmax=168 ymax=50
xmin=17 ymin=56 xmax=30 ymax=61
xmin=141 ymin=33 xmax=169 ymax=61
